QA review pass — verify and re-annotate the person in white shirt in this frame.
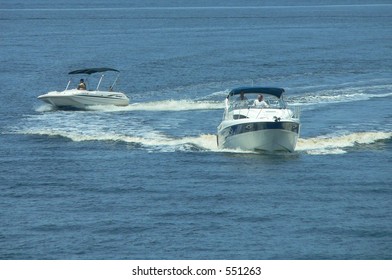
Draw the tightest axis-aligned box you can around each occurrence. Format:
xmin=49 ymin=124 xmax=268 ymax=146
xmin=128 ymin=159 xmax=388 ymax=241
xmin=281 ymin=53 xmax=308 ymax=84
xmin=253 ymin=94 xmax=269 ymax=108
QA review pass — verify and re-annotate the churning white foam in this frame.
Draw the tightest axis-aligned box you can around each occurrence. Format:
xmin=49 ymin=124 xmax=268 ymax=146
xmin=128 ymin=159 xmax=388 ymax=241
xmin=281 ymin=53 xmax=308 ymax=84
xmin=84 ymin=99 xmax=224 ymax=112
xmin=297 ymin=131 xmax=392 ymax=155
xmin=19 ymin=127 xmax=391 ymax=155
xmin=289 ymin=85 xmax=392 ymax=108
xmin=19 ymin=126 xmax=219 ymax=152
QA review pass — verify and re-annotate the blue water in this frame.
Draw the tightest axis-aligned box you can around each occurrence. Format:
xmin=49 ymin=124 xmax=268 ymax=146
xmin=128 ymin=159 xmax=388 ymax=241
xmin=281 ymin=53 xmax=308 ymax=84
xmin=1 ymin=0 xmax=391 ymax=259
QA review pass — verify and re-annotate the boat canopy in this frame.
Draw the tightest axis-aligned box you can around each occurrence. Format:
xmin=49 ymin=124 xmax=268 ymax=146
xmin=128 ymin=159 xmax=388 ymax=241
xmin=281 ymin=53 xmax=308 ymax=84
xmin=229 ymin=87 xmax=285 ymax=99
xmin=68 ymin=68 xmax=120 ymax=75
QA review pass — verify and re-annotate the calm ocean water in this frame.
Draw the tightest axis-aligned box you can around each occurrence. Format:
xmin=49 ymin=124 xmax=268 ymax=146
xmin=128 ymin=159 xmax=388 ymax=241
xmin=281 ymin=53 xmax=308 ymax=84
xmin=1 ymin=0 xmax=391 ymax=259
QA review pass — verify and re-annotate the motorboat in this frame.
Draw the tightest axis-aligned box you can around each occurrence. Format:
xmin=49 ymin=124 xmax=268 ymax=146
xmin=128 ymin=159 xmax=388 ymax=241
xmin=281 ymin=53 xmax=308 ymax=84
xmin=217 ymin=86 xmax=300 ymax=152
xmin=38 ymin=67 xmax=129 ymax=109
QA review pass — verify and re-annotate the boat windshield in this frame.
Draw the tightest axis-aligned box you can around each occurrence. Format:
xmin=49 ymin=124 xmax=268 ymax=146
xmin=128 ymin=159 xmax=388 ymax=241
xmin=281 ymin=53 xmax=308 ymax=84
xmin=228 ymin=93 xmax=286 ymax=110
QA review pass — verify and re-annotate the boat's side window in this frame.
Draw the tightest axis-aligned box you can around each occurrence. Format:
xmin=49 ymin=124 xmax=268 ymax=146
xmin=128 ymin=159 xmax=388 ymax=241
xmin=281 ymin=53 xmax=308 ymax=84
xmin=233 ymin=114 xmax=248 ymax=119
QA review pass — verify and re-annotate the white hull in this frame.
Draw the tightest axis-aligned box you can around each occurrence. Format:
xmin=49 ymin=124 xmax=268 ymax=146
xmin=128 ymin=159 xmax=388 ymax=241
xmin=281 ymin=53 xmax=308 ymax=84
xmin=218 ymin=122 xmax=299 ymax=152
xmin=38 ymin=90 xmax=129 ymax=109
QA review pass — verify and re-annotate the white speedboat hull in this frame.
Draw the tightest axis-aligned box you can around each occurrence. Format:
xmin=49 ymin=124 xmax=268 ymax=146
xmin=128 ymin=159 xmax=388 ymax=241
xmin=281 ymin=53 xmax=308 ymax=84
xmin=217 ymin=121 xmax=299 ymax=152
xmin=38 ymin=90 xmax=129 ymax=109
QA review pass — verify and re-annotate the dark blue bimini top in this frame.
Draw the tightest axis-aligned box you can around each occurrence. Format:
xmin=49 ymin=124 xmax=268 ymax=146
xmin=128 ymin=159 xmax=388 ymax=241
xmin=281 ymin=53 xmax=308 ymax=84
xmin=229 ymin=87 xmax=285 ymax=99
xmin=68 ymin=68 xmax=119 ymax=75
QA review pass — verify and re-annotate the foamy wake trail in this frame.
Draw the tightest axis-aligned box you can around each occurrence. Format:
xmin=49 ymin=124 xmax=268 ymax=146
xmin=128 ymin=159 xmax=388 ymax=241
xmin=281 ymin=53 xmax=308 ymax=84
xmin=17 ymin=128 xmax=391 ymax=155
xmin=297 ymin=131 xmax=392 ymax=155
xmin=289 ymin=85 xmax=392 ymax=107
xmin=86 ymin=99 xmax=224 ymax=112
xmin=22 ymin=128 xmax=219 ymax=152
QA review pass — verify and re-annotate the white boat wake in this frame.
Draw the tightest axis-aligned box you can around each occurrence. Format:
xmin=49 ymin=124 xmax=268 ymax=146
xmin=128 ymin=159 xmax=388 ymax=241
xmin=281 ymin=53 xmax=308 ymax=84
xmin=22 ymin=81 xmax=392 ymax=154
xmin=296 ymin=131 xmax=392 ymax=155
xmin=14 ymin=126 xmax=392 ymax=155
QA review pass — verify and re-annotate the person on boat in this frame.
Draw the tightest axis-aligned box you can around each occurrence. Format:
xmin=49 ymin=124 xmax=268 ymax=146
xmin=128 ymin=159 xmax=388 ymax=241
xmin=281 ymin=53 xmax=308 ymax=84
xmin=237 ymin=91 xmax=247 ymax=101
xmin=77 ymin=79 xmax=86 ymax=90
xmin=253 ymin=94 xmax=269 ymax=108
xmin=236 ymin=91 xmax=248 ymax=107
xmin=225 ymin=95 xmax=229 ymax=110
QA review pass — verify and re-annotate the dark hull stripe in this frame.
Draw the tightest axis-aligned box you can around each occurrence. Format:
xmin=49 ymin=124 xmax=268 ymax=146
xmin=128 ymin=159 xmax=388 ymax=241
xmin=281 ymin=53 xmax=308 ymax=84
xmin=74 ymin=94 xmax=126 ymax=100
xmin=218 ymin=121 xmax=299 ymax=142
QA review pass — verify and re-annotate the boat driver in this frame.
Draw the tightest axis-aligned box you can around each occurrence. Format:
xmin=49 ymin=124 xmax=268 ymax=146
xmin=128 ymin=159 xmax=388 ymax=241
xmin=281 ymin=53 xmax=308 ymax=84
xmin=77 ymin=79 xmax=86 ymax=90
xmin=236 ymin=91 xmax=249 ymax=107
xmin=253 ymin=94 xmax=269 ymax=108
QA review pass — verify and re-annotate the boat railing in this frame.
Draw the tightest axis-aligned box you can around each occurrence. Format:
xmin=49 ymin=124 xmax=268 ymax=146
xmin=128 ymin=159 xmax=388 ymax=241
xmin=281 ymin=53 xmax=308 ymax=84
xmin=109 ymin=73 xmax=120 ymax=91
xmin=65 ymin=80 xmax=71 ymax=90
xmin=96 ymin=74 xmax=104 ymax=90
xmin=288 ymin=105 xmax=301 ymax=120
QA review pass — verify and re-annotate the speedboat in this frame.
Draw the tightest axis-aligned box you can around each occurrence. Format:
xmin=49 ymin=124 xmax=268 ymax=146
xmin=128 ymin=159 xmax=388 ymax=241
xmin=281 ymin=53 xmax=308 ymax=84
xmin=217 ymin=86 xmax=300 ymax=152
xmin=38 ymin=67 xmax=129 ymax=109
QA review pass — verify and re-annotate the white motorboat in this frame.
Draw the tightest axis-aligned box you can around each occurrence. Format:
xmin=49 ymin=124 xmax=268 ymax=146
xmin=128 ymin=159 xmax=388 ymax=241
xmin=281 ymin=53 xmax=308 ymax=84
xmin=217 ymin=87 xmax=300 ymax=152
xmin=38 ymin=68 xmax=129 ymax=109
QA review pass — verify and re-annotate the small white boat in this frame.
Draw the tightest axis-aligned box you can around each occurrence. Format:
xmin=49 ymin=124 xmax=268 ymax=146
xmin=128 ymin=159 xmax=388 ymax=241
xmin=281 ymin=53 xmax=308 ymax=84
xmin=38 ymin=68 xmax=129 ymax=109
xmin=217 ymin=87 xmax=301 ymax=152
